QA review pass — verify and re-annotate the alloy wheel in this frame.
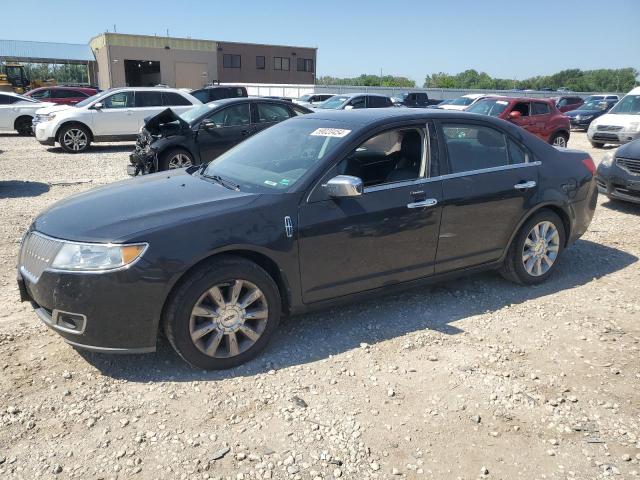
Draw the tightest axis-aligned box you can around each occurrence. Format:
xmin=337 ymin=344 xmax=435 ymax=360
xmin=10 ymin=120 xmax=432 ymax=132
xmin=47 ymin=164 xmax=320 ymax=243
xmin=168 ymin=153 xmax=193 ymax=169
xmin=62 ymin=129 xmax=88 ymax=151
xmin=522 ymin=221 xmax=560 ymax=277
xmin=189 ymin=280 xmax=269 ymax=358
xmin=552 ymin=136 xmax=567 ymax=148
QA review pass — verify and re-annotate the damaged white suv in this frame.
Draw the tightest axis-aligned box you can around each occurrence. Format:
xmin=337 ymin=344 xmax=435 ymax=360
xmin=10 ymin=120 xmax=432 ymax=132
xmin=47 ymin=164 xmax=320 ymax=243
xmin=33 ymin=87 xmax=201 ymax=153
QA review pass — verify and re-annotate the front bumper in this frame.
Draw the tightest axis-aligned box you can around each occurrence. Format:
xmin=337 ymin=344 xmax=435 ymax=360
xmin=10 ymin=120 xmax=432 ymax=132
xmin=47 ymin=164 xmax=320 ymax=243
xmin=570 ymin=118 xmax=593 ymax=129
xmin=596 ymin=173 xmax=640 ymax=204
xmin=35 ymin=122 xmax=56 ymax=146
xmin=128 ymin=148 xmax=156 ymax=176
xmin=588 ymin=129 xmax=640 ymax=145
xmin=17 ymin=264 xmax=163 ymax=354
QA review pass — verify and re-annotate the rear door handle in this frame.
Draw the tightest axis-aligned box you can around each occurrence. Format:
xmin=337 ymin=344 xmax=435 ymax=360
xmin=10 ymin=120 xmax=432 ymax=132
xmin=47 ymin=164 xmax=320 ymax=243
xmin=514 ymin=181 xmax=537 ymax=190
xmin=407 ymin=198 xmax=438 ymax=209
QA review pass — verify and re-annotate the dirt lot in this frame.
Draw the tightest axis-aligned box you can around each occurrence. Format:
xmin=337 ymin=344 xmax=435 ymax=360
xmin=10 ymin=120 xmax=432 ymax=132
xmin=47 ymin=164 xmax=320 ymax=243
xmin=0 ymin=132 xmax=639 ymax=480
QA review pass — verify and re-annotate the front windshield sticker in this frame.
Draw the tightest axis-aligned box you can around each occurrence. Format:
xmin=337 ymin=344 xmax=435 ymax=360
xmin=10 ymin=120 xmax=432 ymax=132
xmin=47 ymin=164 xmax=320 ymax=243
xmin=264 ymin=180 xmax=278 ymax=186
xmin=310 ymin=128 xmax=351 ymax=138
xmin=496 ymin=100 xmax=509 ymax=105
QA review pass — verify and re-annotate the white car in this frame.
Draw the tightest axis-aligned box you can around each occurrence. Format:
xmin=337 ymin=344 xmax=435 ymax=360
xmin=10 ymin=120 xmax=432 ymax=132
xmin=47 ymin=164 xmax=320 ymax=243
xmin=0 ymin=92 xmax=54 ymax=135
xmin=293 ymin=93 xmax=336 ymax=108
xmin=33 ymin=87 xmax=202 ymax=153
xmin=437 ymin=93 xmax=488 ymax=111
xmin=587 ymin=86 xmax=640 ymax=148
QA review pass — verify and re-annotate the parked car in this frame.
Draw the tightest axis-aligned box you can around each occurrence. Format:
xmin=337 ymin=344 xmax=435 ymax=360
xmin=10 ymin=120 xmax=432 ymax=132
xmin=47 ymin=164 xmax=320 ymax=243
xmin=466 ymin=96 xmax=571 ymax=147
xmin=554 ymin=96 xmax=584 ymax=113
xmin=17 ymin=108 xmax=597 ymax=369
xmin=33 ymin=87 xmax=201 ymax=153
xmin=0 ymin=91 xmax=53 ymax=135
xmin=565 ymin=99 xmax=617 ymax=130
xmin=437 ymin=93 xmax=488 ymax=111
xmin=191 ymin=86 xmax=247 ymax=103
xmin=261 ymin=96 xmax=293 ymax=102
xmin=583 ymin=94 xmax=619 ymax=104
xmin=596 ymin=138 xmax=640 ymax=204
xmin=25 ymin=86 xmax=98 ymax=105
xmin=293 ymin=93 xmax=335 ymax=108
xmin=128 ymin=98 xmax=312 ymax=175
xmin=428 ymin=99 xmax=453 ymax=109
xmin=587 ymin=87 xmax=640 ymax=148
xmin=313 ymin=93 xmax=393 ymax=110
xmin=391 ymin=92 xmax=441 ymax=108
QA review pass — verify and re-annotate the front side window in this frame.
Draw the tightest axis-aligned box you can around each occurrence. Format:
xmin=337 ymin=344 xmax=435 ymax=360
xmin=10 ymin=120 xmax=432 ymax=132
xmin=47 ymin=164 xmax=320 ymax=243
xmin=531 ymin=102 xmax=550 ymax=115
xmin=442 ymin=124 xmax=513 ymax=174
xmin=255 ymin=103 xmax=291 ymax=123
xmin=30 ymin=89 xmax=51 ymax=99
xmin=223 ymin=54 xmax=241 ymax=68
xmin=102 ymin=91 xmax=134 ymax=109
xmin=337 ymin=128 xmax=424 ymax=187
xmin=348 ymin=96 xmax=366 ymax=109
xmin=206 ymin=104 xmax=250 ymax=127
xmin=273 ymin=57 xmax=290 ymax=71
xmin=316 ymin=95 xmax=349 ymax=109
xmin=134 ymin=91 xmax=163 ymax=107
xmin=256 ymin=56 xmax=265 ymax=69
xmin=512 ymin=102 xmax=530 ymax=116
xmin=162 ymin=92 xmax=192 ymax=106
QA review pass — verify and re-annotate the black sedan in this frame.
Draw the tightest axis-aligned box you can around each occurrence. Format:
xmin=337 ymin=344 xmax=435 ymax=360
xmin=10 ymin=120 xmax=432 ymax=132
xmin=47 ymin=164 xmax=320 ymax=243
xmin=565 ymin=99 xmax=617 ymax=130
xmin=128 ymin=98 xmax=311 ymax=175
xmin=18 ymin=109 xmax=598 ymax=369
xmin=597 ymin=138 xmax=640 ymax=204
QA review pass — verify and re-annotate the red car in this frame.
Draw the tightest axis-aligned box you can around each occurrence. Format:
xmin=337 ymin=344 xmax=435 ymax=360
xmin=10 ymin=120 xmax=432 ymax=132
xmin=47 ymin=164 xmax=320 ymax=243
xmin=466 ymin=97 xmax=571 ymax=147
xmin=25 ymin=86 xmax=98 ymax=105
xmin=554 ymin=95 xmax=584 ymax=113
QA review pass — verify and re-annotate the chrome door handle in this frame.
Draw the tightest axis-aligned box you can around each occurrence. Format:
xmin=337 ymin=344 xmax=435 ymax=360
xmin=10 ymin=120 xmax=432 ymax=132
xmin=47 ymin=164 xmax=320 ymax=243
xmin=514 ymin=181 xmax=537 ymax=190
xmin=407 ymin=198 xmax=438 ymax=209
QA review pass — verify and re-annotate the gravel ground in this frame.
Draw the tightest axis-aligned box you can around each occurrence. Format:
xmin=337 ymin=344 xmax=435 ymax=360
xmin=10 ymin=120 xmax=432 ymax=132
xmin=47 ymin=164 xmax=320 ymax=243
xmin=0 ymin=132 xmax=639 ymax=480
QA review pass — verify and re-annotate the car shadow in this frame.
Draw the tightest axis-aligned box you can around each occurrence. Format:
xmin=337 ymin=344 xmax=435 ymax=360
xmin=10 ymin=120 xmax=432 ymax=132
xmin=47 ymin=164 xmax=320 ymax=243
xmin=79 ymin=239 xmax=637 ymax=383
xmin=0 ymin=180 xmax=50 ymax=198
xmin=601 ymin=199 xmax=640 ymax=215
xmin=46 ymin=144 xmax=135 ymax=154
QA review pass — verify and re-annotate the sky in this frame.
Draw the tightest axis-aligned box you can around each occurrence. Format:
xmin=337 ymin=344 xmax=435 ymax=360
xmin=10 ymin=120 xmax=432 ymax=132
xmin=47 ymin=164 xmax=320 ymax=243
xmin=2 ymin=0 xmax=639 ymax=84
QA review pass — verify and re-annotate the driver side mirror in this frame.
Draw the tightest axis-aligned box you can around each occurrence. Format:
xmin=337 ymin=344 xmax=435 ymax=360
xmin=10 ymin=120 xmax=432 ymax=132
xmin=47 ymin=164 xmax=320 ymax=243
xmin=92 ymin=102 xmax=103 ymax=110
xmin=323 ymin=175 xmax=363 ymax=198
xmin=508 ymin=110 xmax=522 ymax=120
xmin=344 ymin=105 xmax=354 ymax=110
xmin=201 ymin=119 xmax=216 ymax=130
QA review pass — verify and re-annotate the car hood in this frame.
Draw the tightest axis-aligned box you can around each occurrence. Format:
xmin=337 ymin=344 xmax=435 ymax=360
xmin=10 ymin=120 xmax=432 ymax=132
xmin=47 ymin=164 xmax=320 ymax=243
xmin=33 ymin=169 xmax=258 ymax=243
xmin=592 ymin=113 xmax=640 ymax=127
xmin=34 ymin=103 xmax=75 ymax=115
xmin=616 ymin=138 xmax=640 ymax=159
xmin=13 ymin=101 xmax=54 ymax=110
xmin=143 ymin=108 xmax=190 ymax=135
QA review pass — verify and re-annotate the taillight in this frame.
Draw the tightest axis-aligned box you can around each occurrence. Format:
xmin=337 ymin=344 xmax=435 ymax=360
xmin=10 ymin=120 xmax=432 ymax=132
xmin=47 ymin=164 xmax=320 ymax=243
xmin=582 ymin=157 xmax=596 ymax=175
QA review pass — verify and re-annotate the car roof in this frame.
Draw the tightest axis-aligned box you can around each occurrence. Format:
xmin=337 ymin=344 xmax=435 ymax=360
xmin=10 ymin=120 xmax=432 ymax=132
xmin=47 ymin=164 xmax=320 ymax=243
xmin=195 ymin=85 xmax=246 ymax=90
xmin=477 ymin=96 xmax=553 ymax=104
xmin=106 ymin=86 xmax=187 ymax=93
xmin=331 ymin=93 xmax=390 ymax=99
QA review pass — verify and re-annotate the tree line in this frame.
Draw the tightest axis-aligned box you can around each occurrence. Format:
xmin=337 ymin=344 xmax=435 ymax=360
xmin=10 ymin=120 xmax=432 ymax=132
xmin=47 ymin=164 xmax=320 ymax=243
xmin=318 ymin=68 xmax=638 ymax=92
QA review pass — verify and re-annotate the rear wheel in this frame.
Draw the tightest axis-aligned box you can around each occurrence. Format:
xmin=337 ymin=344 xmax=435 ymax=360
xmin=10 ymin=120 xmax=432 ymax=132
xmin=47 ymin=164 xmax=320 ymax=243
xmin=59 ymin=124 xmax=91 ymax=153
xmin=500 ymin=210 xmax=566 ymax=285
xmin=550 ymin=132 xmax=568 ymax=148
xmin=15 ymin=116 xmax=33 ymax=136
xmin=163 ymin=256 xmax=281 ymax=369
xmin=159 ymin=148 xmax=194 ymax=171
xmin=590 ymin=141 xmax=604 ymax=149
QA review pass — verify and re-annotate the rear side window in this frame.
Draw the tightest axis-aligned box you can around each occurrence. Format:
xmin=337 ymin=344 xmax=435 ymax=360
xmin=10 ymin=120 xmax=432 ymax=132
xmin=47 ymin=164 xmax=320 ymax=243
xmin=442 ymin=124 xmax=510 ymax=174
xmin=135 ymin=91 xmax=163 ymax=107
xmin=255 ymin=103 xmax=291 ymax=123
xmin=162 ymin=92 xmax=192 ymax=106
xmin=55 ymin=90 xmax=86 ymax=99
xmin=30 ymin=89 xmax=52 ymax=99
xmin=291 ymin=105 xmax=309 ymax=116
xmin=368 ymin=96 xmax=391 ymax=108
xmin=0 ymin=94 xmax=13 ymax=104
xmin=207 ymin=104 xmax=251 ymax=127
xmin=531 ymin=102 xmax=550 ymax=115
xmin=103 ymin=91 xmax=134 ymax=109
xmin=507 ymin=138 xmax=528 ymax=164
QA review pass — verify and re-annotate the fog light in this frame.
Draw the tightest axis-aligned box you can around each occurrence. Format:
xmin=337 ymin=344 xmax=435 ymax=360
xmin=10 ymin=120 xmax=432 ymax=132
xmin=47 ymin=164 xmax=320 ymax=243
xmin=53 ymin=310 xmax=86 ymax=334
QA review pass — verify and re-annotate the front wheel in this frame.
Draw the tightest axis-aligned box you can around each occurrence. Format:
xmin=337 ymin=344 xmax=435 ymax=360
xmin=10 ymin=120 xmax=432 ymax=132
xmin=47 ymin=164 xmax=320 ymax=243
xmin=158 ymin=148 xmax=194 ymax=171
xmin=163 ymin=256 xmax=281 ymax=369
xmin=59 ymin=124 xmax=91 ymax=153
xmin=500 ymin=211 xmax=566 ymax=285
xmin=550 ymin=132 xmax=568 ymax=148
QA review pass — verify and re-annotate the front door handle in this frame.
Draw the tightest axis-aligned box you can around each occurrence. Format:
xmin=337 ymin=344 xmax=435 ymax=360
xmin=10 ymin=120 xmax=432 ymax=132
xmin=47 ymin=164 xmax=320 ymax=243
xmin=407 ymin=198 xmax=438 ymax=209
xmin=514 ymin=181 xmax=537 ymax=190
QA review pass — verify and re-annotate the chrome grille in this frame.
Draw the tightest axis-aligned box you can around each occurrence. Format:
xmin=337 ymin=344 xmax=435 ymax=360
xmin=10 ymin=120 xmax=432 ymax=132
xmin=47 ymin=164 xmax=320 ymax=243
xmin=597 ymin=125 xmax=623 ymax=131
xmin=616 ymin=157 xmax=640 ymax=175
xmin=19 ymin=232 xmax=62 ymax=283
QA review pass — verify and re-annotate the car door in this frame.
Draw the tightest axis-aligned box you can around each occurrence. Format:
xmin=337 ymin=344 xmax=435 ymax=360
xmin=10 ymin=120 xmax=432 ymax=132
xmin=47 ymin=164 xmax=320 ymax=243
xmin=298 ymin=123 xmax=443 ymax=303
xmin=0 ymin=93 xmax=17 ymax=129
xmin=530 ymin=101 xmax=552 ymax=140
xmin=196 ymin=102 xmax=252 ymax=162
xmin=508 ymin=101 xmax=534 ymax=134
xmin=92 ymin=90 xmax=136 ymax=136
xmin=435 ymin=121 xmax=539 ymax=273
xmin=252 ymin=101 xmax=293 ymax=134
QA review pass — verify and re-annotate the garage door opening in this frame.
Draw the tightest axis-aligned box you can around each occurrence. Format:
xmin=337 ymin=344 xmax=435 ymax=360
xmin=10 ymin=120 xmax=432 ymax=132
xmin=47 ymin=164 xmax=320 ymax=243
xmin=124 ymin=60 xmax=160 ymax=86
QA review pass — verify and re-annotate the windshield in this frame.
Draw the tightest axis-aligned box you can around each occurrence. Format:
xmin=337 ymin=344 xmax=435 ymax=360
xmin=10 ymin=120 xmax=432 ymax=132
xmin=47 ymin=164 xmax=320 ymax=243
xmin=578 ymin=101 xmax=606 ymax=110
xmin=179 ymin=103 xmax=218 ymax=124
xmin=393 ymin=93 xmax=408 ymax=101
xmin=583 ymin=95 xmax=604 ymax=103
xmin=608 ymin=95 xmax=640 ymax=115
xmin=75 ymin=92 xmax=105 ymax=108
xmin=316 ymin=96 xmax=350 ymax=109
xmin=202 ymin=120 xmax=349 ymax=193
xmin=466 ymin=99 xmax=509 ymax=116
xmin=451 ymin=96 xmax=475 ymax=106
xmin=15 ymin=94 xmax=38 ymax=103
xmin=297 ymin=94 xmax=312 ymax=102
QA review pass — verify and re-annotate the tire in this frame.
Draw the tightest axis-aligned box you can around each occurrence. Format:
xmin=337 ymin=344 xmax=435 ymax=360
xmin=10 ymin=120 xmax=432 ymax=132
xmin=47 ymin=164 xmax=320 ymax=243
xmin=59 ymin=124 xmax=91 ymax=153
xmin=15 ymin=116 xmax=33 ymax=136
xmin=590 ymin=141 xmax=604 ymax=149
xmin=500 ymin=210 xmax=566 ymax=285
xmin=163 ymin=255 xmax=281 ymax=369
xmin=549 ymin=132 xmax=568 ymax=148
xmin=158 ymin=148 xmax=194 ymax=171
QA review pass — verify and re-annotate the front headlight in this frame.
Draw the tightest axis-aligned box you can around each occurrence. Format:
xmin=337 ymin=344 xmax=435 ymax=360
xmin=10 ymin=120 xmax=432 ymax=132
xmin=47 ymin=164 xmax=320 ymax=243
xmin=600 ymin=150 xmax=615 ymax=168
xmin=581 ymin=115 xmax=594 ymax=120
xmin=51 ymin=242 xmax=148 ymax=271
xmin=629 ymin=122 xmax=640 ymax=132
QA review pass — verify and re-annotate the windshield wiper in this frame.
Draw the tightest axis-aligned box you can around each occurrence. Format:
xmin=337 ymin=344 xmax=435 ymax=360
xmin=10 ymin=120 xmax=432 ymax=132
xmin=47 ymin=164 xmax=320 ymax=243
xmin=200 ymin=172 xmax=240 ymax=191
